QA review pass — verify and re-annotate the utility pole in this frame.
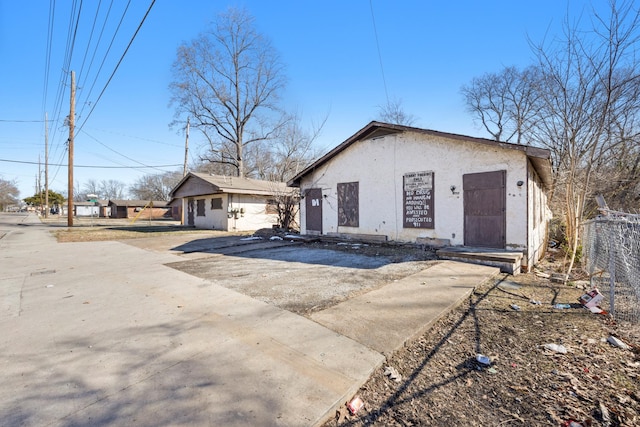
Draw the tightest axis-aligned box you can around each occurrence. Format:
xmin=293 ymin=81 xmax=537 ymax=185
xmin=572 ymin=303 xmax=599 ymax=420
xmin=180 ymin=117 xmax=190 ymax=226
xmin=183 ymin=117 xmax=189 ymax=177
xmin=38 ymin=155 xmax=42 ymax=211
xmin=45 ymin=112 xmax=49 ymax=218
xmin=68 ymin=71 xmax=75 ymax=227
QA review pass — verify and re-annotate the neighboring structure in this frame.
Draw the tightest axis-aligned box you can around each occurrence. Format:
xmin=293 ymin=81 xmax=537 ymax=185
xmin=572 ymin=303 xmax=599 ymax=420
xmin=75 ymin=199 xmax=110 ymax=217
xmin=166 ymin=198 xmax=183 ymax=221
xmin=169 ymin=172 xmax=292 ymax=231
xmin=74 ymin=201 xmax=99 ymax=217
xmin=108 ymin=200 xmax=170 ymax=219
xmin=97 ymin=200 xmax=111 ymax=218
xmin=288 ymin=121 xmax=553 ymax=271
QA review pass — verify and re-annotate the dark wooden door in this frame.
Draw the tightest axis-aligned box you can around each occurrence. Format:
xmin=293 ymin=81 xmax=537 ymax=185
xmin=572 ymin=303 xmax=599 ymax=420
xmin=305 ymin=188 xmax=322 ymax=234
xmin=187 ymin=198 xmax=195 ymax=226
xmin=463 ymin=170 xmax=506 ymax=248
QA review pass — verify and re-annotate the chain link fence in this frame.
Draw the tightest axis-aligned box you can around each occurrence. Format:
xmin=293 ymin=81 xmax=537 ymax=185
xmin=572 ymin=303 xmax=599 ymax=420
xmin=582 ymin=210 xmax=640 ymax=325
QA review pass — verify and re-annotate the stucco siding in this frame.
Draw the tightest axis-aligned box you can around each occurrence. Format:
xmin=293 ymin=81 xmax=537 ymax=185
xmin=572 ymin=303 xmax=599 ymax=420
xmin=300 ymin=132 xmax=531 ymax=248
xmin=227 ymin=193 xmax=279 ymax=231
xmin=526 ymin=163 xmax=551 ymax=270
xmin=185 ymin=193 xmax=278 ymax=231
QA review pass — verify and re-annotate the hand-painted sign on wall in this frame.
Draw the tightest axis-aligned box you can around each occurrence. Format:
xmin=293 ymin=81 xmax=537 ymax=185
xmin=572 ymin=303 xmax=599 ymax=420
xmin=403 ymin=171 xmax=434 ymax=229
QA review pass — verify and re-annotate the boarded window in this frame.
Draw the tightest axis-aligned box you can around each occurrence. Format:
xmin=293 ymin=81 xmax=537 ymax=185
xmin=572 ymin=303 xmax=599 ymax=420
xmin=196 ymin=199 xmax=205 ymax=216
xmin=266 ymin=199 xmax=278 ymax=214
xmin=337 ymin=182 xmax=359 ymax=227
xmin=211 ymin=198 xmax=223 ymax=210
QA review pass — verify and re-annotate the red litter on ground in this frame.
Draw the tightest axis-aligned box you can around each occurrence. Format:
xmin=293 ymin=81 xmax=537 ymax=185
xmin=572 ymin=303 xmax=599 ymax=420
xmin=348 ymin=396 xmax=365 ymax=415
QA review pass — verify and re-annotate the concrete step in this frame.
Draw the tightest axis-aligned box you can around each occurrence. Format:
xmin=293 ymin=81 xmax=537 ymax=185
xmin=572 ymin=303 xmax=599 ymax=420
xmin=436 ymin=247 xmax=523 ymax=275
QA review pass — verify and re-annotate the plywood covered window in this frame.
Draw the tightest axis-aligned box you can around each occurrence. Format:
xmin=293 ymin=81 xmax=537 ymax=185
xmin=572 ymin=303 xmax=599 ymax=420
xmin=266 ymin=199 xmax=278 ymax=214
xmin=211 ymin=198 xmax=223 ymax=210
xmin=196 ymin=199 xmax=205 ymax=216
xmin=337 ymin=182 xmax=359 ymax=227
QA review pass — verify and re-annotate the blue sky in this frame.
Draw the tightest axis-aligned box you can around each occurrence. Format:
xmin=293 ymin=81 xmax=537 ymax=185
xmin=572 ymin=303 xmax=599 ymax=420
xmin=0 ymin=1 xmax=602 ymax=199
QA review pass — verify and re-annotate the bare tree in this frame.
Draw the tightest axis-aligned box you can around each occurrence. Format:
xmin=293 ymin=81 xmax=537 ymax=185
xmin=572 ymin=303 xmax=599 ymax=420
xmin=255 ymin=112 xmax=326 ymax=182
xmin=81 ymin=179 xmax=101 ymax=199
xmin=170 ymin=7 xmax=287 ymax=178
xmin=376 ymin=97 xmax=417 ymax=126
xmin=461 ymin=65 xmax=542 ymax=144
xmin=99 ymin=179 xmax=127 ymax=200
xmin=531 ymin=0 xmax=640 ymax=273
xmin=129 ymin=171 xmax=182 ymax=201
xmin=0 ymin=178 xmax=20 ymax=210
xmin=460 ymin=1 xmax=640 ymax=276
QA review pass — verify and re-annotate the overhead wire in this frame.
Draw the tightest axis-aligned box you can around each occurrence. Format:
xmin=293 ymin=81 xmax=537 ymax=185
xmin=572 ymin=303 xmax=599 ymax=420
xmin=41 ymin=0 xmax=56 ymax=116
xmin=35 ymin=0 xmax=162 ymax=193
xmin=77 ymin=0 xmax=115 ymax=114
xmin=80 ymin=128 xmax=173 ymax=173
xmin=76 ymin=0 xmax=131 ymax=123
xmin=77 ymin=0 xmax=101 ymax=79
xmin=0 ymin=158 xmax=181 ymax=169
xmin=77 ymin=0 xmax=156 ymax=132
xmin=369 ymin=0 xmax=390 ymax=106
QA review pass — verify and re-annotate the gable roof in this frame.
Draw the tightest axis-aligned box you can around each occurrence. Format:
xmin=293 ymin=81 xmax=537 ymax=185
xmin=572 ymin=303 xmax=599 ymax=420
xmin=288 ymin=121 xmax=553 ymax=188
xmin=170 ymin=172 xmax=292 ymax=198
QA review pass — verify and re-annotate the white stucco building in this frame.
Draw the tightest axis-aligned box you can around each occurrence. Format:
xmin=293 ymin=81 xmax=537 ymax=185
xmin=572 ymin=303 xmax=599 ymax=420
xmin=170 ymin=172 xmax=293 ymax=231
xmin=288 ymin=122 xmax=553 ymax=271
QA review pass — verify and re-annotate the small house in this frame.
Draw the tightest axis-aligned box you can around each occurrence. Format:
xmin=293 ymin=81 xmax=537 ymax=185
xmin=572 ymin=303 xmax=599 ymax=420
xmin=169 ymin=172 xmax=293 ymax=231
xmin=288 ymin=121 xmax=553 ymax=271
xmin=108 ymin=200 xmax=170 ymax=219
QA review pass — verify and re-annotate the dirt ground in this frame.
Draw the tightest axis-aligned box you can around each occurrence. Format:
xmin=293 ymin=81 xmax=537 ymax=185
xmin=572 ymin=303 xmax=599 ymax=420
xmin=49 ymin=224 xmax=640 ymax=426
xmin=322 ymin=260 xmax=640 ymax=427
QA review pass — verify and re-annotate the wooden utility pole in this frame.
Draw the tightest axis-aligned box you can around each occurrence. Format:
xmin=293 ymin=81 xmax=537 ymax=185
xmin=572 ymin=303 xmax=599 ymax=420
xmin=67 ymin=71 xmax=75 ymax=227
xmin=45 ymin=112 xmax=49 ymax=218
xmin=183 ymin=117 xmax=190 ymax=177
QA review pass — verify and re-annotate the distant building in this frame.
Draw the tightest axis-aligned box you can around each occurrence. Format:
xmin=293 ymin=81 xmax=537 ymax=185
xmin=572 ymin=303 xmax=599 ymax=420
xmin=108 ymin=200 xmax=170 ymax=219
xmin=169 ymin=172 xmax=293 ymax=231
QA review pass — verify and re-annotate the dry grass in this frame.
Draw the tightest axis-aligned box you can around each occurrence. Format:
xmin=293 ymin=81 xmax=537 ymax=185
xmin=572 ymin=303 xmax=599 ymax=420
xmin=50 ymin=222 xmax=220 ymax=243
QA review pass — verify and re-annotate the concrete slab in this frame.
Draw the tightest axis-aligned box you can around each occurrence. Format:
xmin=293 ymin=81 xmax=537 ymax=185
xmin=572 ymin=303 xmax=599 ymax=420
xmin=0 ymin=214 xmax=383 ymax=426
xmin=311 ymin=261 xmax=500 ymax=356
xmin=0 ymin=213 xmax=501 ymax=426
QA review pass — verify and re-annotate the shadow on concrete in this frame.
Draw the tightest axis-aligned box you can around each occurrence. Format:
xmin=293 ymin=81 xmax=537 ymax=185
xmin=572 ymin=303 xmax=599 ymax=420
xmin=3 ymin=317 xmax=284 ymax=427
xmin=171 ymin=237 xmax=394 ymax=269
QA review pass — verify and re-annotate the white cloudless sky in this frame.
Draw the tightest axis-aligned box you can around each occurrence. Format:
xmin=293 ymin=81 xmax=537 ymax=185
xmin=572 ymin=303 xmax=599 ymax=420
xmin=0 ymin=1 xmax=606 ymax=199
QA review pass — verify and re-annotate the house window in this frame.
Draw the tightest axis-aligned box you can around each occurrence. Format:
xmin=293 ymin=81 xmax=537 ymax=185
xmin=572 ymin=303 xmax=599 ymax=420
xmin=266 ymin=199 xmax=278 ymax=214
xmin=196 ymin=199 xmax=205 ymax=216
xmin=337 ymin=182 xmax=359 ymax=227
xmin=211 ymin=198 xmax=223 ymax=210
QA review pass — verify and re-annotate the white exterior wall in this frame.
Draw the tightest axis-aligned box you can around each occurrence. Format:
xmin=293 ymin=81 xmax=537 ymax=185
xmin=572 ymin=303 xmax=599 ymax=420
xmin=526 ymin=164 xmax=551 ymax=270
xmin=75 ymin=205 xmax=99 ymax=217
xmin=226 ymin=193 xmax=279 ymax=231
xmin=184 ymin=193 xmax=278 ymax=231
xmin=300 ymin=132 xmax=531 ymax=248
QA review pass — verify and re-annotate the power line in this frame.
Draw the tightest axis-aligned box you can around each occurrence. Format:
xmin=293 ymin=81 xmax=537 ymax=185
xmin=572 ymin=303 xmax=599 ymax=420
xmin=41 ymin=0 xmax=56 ymax=115
xmin=77 ymin=0 xmax=156 ymax=132
xmin=76 ymin=0 xmax=131 ymax=122
xmin=80 ymin=128 xmax=172 ymax=173
xmin=369 ymin=0 xmax=389 ymax=105
xmin=0 ymin=119 xmax=46 ymax=123
xmin=0 ymin=158 xmax=181 ymax=169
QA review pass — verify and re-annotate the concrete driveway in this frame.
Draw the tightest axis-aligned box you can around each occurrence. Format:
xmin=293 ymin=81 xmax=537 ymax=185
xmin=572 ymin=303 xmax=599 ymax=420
xmin=0 ymin=213 xmax=498 ymax=426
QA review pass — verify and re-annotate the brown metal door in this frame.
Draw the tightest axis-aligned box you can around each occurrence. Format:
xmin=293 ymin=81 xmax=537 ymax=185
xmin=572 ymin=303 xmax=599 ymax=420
xmin=187 ymin=198 xmax=195 ymax=226
xmin=463 ymin=170 xmax=506 ymax=248
xmin=305 ymin=188 xmax=322 ymax=234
